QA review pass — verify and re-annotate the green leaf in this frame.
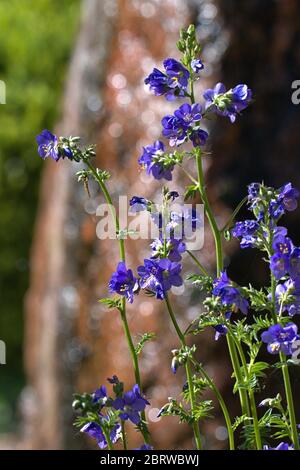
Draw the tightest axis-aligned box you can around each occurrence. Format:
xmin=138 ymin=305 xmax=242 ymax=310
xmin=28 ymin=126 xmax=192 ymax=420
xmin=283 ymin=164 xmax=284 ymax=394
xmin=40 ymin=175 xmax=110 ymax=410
xmin=135 ymin=333 xmax=156 ymax=355
xmin=232 ymin=414 xmax=248 ymax=431
xmin=99 ymin=297 xmax=122 ymax=311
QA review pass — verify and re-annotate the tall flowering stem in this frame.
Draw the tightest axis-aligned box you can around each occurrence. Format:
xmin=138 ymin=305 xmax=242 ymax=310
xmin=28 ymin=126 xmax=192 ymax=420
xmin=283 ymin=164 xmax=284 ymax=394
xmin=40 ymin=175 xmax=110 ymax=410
xmin=195 ymin=148 xmax=251 ymax=422
xmin=165 ymin=294 xmax=202 ymax=449
xmin=82 ymin=157 xmax=150 ymax=445
xmin=269 ymin=264 xmax=299 ymax=450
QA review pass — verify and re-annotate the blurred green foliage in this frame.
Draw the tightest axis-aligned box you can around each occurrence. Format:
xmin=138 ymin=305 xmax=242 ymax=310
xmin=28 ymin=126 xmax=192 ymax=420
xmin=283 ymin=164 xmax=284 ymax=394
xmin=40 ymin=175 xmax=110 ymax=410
xmin=0 ymin=0 xmax=80 ymax=431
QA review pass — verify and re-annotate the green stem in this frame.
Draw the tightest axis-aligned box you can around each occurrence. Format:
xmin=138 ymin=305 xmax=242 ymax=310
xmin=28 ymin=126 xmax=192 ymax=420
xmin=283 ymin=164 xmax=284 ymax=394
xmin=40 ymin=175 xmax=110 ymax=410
xmin=269 ymin=266 xmax=299 ymax=449
xmin=220 ymin=196 xmax=248 ymax=233
xmin=165 ymin=294 xmax=202 ymax=450
xmin=228 ymin=328 xmax=262 ymax=449
xmin=195 ymin=149 xmax=223 ymax=274
xmin=83 ymin=158 xmax=150 ymax=444
xmin=195 ymin=149 xmax=251 ymax=420
xmin=249 ymin=390 xmax=262 ymax=450
xmin=279 ymin=352 xmax=299 ymax=449
xmin=121 ymin=421 xmax=128 ymax=450
xmin=186 ymin=250 xmax=209 ymax=276
xmin=102 ymin=428 xmax=113 ymax=450
xmin=193 ymin=360 xmax=235 ymax=450
xmin=226 ymin=333 xmax=251 ymax=419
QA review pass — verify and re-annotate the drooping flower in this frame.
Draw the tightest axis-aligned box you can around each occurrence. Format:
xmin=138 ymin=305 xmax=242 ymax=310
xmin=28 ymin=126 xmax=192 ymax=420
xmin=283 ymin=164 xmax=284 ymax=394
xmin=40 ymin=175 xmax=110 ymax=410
xmin=92 ymin=385 xmax=108 ymax=405
xmin=212 ymin=271 xmax=249 ymax=315
xmin=80 ymin=421 xmax=121 ymax=449
xmin=112 ymin=384 xmax=149 ymax=425
xmin=109 ymin=262 xmax=139 ymax=303
xmin=191 ymin=59 xmax=204 ymax=73
xmin=138 ymin=140 xmax=174 ymax=180
xmin=190 ymin=128 xmax=209 ymax=147
xmin=278 ymin=183 xmax=300 ymax=212
xmin=203 ymin=83 xmax=252 ymax=122
xmin=134 ymin=444 xmax=154 ymax=451
xmin=214 ymin=324 xmax=228 ymax=341
xmin=144 ymin=58 xmax=190 ymax=101
xmin=137 ymin=258 xmax=182 ymax=300
xmin=248 ymin=182 xmax=260 ymax=201
xmin=261 ymin=323 xmax=299 ymax=355
xmin=36 ymin=130 xmax=60 ymax=161
xmin=232 ymin=220 xmax=260 ymax=249
xmin=275 ymin=279 xmax=300 ymax=316
xmin=129 ymin=196 xmax=149 ymax=212
xmin=263 ymin=442 xmax=293 ymax=451
xmin=107 ymin=375 xmax=120 ymax=385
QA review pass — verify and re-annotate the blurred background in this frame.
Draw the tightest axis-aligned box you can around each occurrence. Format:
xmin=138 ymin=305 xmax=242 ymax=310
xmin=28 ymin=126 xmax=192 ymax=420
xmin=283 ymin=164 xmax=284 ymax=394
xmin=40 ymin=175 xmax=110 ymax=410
xmin=0 ymin=0 xmax=300 ymax=450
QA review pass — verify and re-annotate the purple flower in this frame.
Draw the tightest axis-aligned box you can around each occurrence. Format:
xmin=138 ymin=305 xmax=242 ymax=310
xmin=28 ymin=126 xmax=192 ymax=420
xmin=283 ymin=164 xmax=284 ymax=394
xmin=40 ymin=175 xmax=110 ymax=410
xmin=92 ymin=385 xmax=107 ymax=405
xmin=138 ymin=141 xmax=174 ymax=180
xmin=212 ymin=271 xmax=249 ymax=315
xmin=214 ymin=324 xmax=228 ymax=341
xmin=203 ymin=83 xmax=252 ymax=122
xmin=232 ymin=220 xmax=260 ymax=248
xmin=275 ymin=279 xmax=300 ymax=316
xmin=112 ymin=384 xmax=149 ymax=425
xmin=36 ymin=130 xmax=60 ymax=161
xmin=130 ymin=196 xmax=149 ymax=212
xmin=190 ymin=128 xmax=209 ymax=147
xmin=191 ymin=59 xmax=204 ymax=73
xmin=162 ymin=103 xmax=204 ymax=147
xmin=145 ymin=58 xmax=190 ymax=101
xmin=278 ymin=183 xmax=300 ymax=212
xmin=150 ymin=237 xmax=186 ymax=262
xmin=289 ymin=247 xmax=300 ymax=279
xmin=144 ymin=68 xmax=170 ymax=97
xmin=134 ymin=444 xmax=153 ymax=450
xmin=107 ymin=375 xmax=119 ymax=384
xmin=80 ymin=421 xmax=121 ymax=449
xmin=261 ymin=323 xmax=298 ymax=355
xmin=137 ymin=258 xmax=182 ymax=300
xmin=248 ymin=182 xmax=260 ymax=200
xmin=161 ymin=115 xmax=188 ymax=147
xmin=109 ymin=262 xmax=139 ymax=303
xmin=263 ymin=442 xmax=293 ymax=451
xmin=167 ymin=191 xmax=180 ymax=201
xmin=174 ymin=103 xmax=202 ymax=124
xmin=270 ymin=233 xmax=294 ymax=280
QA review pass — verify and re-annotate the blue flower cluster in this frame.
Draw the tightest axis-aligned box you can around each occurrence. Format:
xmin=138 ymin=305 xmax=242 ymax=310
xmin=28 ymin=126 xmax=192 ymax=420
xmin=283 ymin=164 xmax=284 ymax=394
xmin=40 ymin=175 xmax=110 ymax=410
xmin=232 ymin=181 xmax=300 ymax=357
xmin=109 ymin=262 xmax=139 ymax=303
xmin=36 ymin=129 xmax=73 ymax=161
xmin=261 ymin=323 xmax=299 ymax=356
xmin=145 ymin=58 xmax=190 ymax=101
xmin=80 ymin=378 xmax=149 ymax=449
xmin=212 ymin=271 xmax=249 ymax=315
xmin=141 ymin=58 xmax=251 ymax=181
xmin=162 ymin=103 xmax=208 ymax=148
xmin=203 ymin=83 xmax=252 ymax=123
xmin=81 ymin=420 xmax=121 ymax=450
